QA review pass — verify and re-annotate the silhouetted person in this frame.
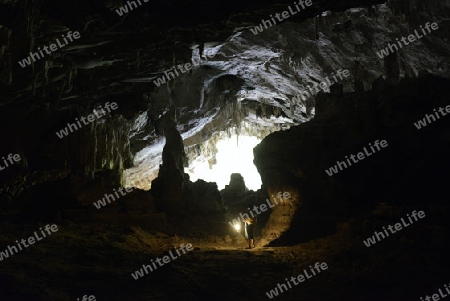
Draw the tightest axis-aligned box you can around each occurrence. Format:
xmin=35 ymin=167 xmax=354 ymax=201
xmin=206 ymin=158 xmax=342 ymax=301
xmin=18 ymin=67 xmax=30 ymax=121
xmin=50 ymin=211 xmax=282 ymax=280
xmin=244 ymin=217 xmax=255 ymax=248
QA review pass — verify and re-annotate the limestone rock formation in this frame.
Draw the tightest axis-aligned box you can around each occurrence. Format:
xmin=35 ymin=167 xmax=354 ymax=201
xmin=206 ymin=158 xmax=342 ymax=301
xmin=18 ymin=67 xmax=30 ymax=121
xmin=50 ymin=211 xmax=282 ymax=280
xmin=254 ymin=74 xmax=450 ymax=244
xmin=151 ymin=112 xmax=189 ymax=216
xmin=188 ymin=179 xmax=224 ymax=213
xmin=220 ymin=173 xmax=249 ymax=205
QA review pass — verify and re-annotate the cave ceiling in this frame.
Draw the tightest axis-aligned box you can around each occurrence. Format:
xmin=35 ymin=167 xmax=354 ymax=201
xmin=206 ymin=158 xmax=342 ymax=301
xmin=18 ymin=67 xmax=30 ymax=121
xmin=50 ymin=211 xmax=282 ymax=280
xmin=0 ymin=0 xmax=448 ymax=190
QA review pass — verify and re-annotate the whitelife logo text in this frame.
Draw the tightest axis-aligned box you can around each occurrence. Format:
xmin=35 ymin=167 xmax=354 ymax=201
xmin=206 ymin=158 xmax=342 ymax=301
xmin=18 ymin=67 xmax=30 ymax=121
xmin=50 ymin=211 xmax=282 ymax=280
xmin=228 ymin=192 xmax=291 ymax=228
xmin=376 ymin=22 xmax=439 ymax=59
xmin=152 ymin=51 xmax=216 ymax=87
xmin=55 ymin=102 xmax=118 ymax=139
xmin=115 ymin=0 xmax=150 ymax=16
xmin=250 ymin=0 xmax=313 ymax=35
xmin=266 ymin=262 xmax=328 ymax=299
xmin=0 ymin=224 xmax=59 ymax=262
xmin=0 ymin=153 xmax=21 ymax=172
xmin=290 ymin=69 xmax=350 ymax=106
xmin=131 ymin=243 xmax=194 ymax=280
xmin=414 ymin=105 xmax=450 ymax=129
xmin=325 ymin=139 xmax=388 ymax=176
xmin=363 ymin=210 xmax=425 ymax=247
xmin=93 ymin=186 xmax=135 ymax=209
xmin=18 ymin=31 xmax=81 ymax=68
xmin=420 ymin=282 xmax=450 ymax=301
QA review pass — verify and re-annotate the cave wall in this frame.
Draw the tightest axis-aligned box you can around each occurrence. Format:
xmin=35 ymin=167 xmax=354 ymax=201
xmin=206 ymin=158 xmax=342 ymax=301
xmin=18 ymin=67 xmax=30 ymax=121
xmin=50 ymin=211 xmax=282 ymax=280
xmin=0 ymin=0 xmax=391 ymax=187
xmin=254 ymin=74 xmax=450 ymax=244
xmin=1 ymin=0 xmax=448 ymax=225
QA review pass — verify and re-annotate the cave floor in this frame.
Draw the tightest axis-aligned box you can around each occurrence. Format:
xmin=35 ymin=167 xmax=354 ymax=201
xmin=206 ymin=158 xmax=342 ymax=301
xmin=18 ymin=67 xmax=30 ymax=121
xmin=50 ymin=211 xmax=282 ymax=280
xmin=0 ymin=219 xmax=448 ymax=301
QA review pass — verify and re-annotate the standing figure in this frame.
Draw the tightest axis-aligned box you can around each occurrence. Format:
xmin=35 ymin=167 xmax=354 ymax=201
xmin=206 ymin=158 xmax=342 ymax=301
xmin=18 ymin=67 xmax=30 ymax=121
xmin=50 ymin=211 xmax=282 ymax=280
xmin=244 ymin=217 xmax=256 ymax=249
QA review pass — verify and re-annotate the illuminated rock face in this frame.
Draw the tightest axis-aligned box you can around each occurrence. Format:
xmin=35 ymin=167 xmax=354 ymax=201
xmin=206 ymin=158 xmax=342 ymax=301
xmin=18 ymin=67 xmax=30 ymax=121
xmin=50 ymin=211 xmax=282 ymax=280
xmin=261 ymin=188 xmax=301 ymax=245
xmin=120 ymin=1 xmax=449 ymax=193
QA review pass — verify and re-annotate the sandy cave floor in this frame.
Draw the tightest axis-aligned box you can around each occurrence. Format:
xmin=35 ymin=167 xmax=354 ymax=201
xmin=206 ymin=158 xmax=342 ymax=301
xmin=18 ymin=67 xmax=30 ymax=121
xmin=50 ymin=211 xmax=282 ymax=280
xmin=0 ymin=217 xmax=448 ymax=301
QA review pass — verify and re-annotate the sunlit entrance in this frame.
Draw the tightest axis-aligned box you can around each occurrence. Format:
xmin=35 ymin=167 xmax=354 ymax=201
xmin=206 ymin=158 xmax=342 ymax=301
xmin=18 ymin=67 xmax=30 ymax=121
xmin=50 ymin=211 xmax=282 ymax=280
xmin=186 ymin=134 xmax=262 ymax=191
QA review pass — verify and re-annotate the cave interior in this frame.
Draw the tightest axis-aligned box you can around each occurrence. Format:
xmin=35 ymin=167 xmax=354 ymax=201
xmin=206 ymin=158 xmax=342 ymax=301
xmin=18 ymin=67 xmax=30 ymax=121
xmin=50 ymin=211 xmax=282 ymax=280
xmin=0 ymin=0 xmax=449 ymax=300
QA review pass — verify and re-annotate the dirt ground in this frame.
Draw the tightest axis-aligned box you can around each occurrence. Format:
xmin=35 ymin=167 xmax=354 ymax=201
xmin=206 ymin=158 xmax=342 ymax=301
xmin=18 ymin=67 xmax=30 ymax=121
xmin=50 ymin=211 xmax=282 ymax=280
xmin=0 ymin=214 xmax=448 ymax=301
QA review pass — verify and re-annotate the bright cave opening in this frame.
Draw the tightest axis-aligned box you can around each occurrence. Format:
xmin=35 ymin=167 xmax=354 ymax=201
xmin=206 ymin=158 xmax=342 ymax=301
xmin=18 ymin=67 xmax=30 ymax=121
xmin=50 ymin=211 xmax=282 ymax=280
xmin=186 ymin=134 xmax=262 ymax=191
